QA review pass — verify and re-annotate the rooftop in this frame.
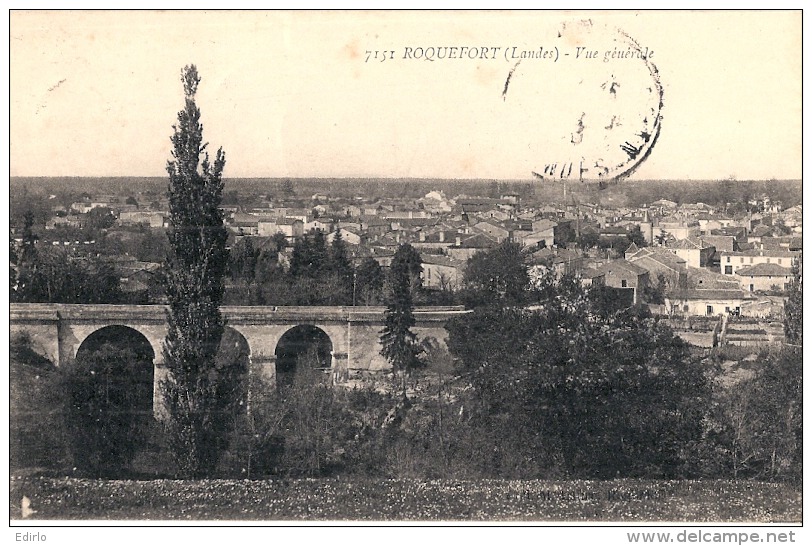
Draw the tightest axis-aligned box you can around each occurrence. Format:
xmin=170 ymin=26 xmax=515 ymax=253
xmin=735 ymin=263 xmax=793 ymax=277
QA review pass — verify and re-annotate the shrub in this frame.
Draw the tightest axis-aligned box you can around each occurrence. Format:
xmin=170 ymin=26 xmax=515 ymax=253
xmin=63 ymin=344 xmax=153 ymax=477
xmin=10 ymin=336 xmax=68 ymax=473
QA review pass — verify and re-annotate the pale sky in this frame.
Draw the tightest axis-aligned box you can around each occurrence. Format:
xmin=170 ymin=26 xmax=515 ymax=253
xmin=9 ymin=10 xmax=802 ymax=180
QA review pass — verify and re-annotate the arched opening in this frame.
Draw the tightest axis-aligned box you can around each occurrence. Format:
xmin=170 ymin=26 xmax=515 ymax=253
xmin=75 ymin=325 xmax=156 ymax=413
xmin=275 ymin=325 xmax=333 ymax=388
xmin=215 ymin=326 xmax=251 ymax=413
xmin=71 ymin=325 xmax=156 ymax=476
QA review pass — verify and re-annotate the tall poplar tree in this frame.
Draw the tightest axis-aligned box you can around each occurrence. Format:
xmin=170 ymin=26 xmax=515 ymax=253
xmin=380 ymin=243 xmax=424 ymax=398
xmin=162 ymin=65 xmax=231 ymax=478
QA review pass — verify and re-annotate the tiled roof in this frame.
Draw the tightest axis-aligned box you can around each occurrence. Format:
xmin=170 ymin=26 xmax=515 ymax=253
xmin=669 ymin=289 xmax=747 ymax=300
xmin=628 ymin=248 xmax=687 ymax=270
xmin=579 ymin=267 xmax=604 ymax=279
xmin=721 ymin=249 xmax=799 ymax=258
xmin=668 ymin=237 xmax=712 ymax=250
xmin=456 ymin=233 xmax=498 ymax=248
xmin=595 ymin=259 xmax=648 ymax=276
xmin=700 ymin=236 xmax=735 ymax=252
xmin=735 ymin=263 xmax=793 ymax=277
xmin=420 ymin=254 xmax=465 ymax=268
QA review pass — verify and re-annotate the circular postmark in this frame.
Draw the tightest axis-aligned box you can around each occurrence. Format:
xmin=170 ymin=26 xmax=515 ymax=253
xmin=501 ymin=20 xmax=663 ymax=187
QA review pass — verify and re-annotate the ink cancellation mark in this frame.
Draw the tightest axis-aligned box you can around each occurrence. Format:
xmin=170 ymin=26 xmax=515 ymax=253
xmin=502 ymin=21 xmax=663 ymax=187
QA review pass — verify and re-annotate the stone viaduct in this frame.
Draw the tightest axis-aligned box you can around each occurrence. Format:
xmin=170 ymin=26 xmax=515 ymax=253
xmin=10 ymin=303 xmax=469 ymax=409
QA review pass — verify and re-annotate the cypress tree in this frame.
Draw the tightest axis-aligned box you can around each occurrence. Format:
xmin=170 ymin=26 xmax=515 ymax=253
xmin=162 ymin=65 xmax=231 ymax=478
xmin=380 ymin=243 xmax=424 ymax=398
xmin=328 ymin=228 xmax=353 ymax=304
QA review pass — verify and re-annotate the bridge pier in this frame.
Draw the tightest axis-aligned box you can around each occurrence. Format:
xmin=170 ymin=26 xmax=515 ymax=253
xmin=152 ymin=362 xmax=169 ymax=420
xmin=248 ymin=354 xmax=277 ymax=402
xmin=332 ymin=352 xmax=349 ymax=384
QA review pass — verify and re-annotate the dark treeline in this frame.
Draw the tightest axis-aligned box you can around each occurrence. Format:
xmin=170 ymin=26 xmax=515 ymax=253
xmin=10 ymin=241 xmax=802 ymax=483
xmin=224 ymin=229 xmax=385 ymax=306
xmin=10 ymin=178 xmax=802 ymax=224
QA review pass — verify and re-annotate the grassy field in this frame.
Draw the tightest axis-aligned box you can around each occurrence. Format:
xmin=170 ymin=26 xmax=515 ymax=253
xmin=10 ymin=476 xmax=801 ymax=522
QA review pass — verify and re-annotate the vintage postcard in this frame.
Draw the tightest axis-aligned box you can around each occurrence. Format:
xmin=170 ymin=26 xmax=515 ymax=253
xmin=8 ymin=8 xmax=803 ymax=543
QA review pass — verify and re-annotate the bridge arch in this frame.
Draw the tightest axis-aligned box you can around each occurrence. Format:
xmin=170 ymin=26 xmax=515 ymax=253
xmin=274 ymin=324 xmax=334 ymax=387
xmin=215 ymin=326 xmax=251 ymax=411
xmin=75 ymin=324 xmax=161 ymax=366
xmin=74 ymin=325 xmax=156 ymax=414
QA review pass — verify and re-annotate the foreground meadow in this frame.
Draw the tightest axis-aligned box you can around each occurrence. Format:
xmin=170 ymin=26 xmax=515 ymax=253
xmin=10 ymin=477 xmax=801 ymax=522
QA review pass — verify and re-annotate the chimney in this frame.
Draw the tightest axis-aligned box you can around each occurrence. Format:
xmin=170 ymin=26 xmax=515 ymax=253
xmin=439 ymin=231 xmax=445 ymax=243
xmin=456 ymin=235 xmax=461 ymax=246
xmin=419 ymin=230 xmax=426 ymax=242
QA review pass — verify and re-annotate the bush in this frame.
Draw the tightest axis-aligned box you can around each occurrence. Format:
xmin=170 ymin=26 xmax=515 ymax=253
xmin=225 ymin=351 xmax=374 ymax=479
xmin=711 ymin=346 xmax=802 ymax=483
xmin=63 ymin=344 xmax=154 ymax=477
xmin=446 ymin=299 xmax=714 ymax=479
xmin=10 ymin=334 xmax=69 ymax=473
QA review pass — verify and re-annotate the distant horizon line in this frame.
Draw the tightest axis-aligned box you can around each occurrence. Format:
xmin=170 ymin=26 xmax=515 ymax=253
xmin=9 ymin=176 xmax=802 ymax=183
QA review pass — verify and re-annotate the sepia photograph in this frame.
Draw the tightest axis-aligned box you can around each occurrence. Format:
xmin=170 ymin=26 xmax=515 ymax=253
xmin=7 ymin=7 xmax=803 ymax=541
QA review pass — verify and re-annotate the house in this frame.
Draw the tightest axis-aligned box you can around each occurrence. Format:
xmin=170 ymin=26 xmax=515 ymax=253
xmin=327 ymin=227 xmax=362 ymax=246
xmin=735 ymin=263 xmax=793 ymax=293
xmin=360 ymin=217 xmax=389 ymax=237
xmin=118 ymin=210 xmax=169 ymax=229
xmin=344 ymin=205 xmax=362 ymax=217
xmin=70 ymin=202 xmax=95 ymax=214
xmin=368 ymin=246 xmax=396 ymax=268
xmin=528 ymin=247 xmax=586 ymax=279
xmin=389 ymin=218 xmax=437 ymax=232
xmin=518 ymin=219 xmax=556 ymax=249
xmin=788 ymin=237 xmax=802 ymax=252
xmin=229 ymin=213 xmax=260 ymax=235
xmin=578 ymin=267 xmax=605 ymax=287
xmin=531 ymin=218 xmax=557 ymax=233
xmin=455 ymin=197 xmax=504 ymax=214
xmin=420 ymin=254 xmax=466 ymax=291
xmin=626 ymin=246 xmax=688 ymax=290
xmin=666 ymin=237 xmax=715 ymax=268
xmin=414 ymin=229 xmax=457 ymax=251
xmin=697 ymin=213 xmax=738 ymax=234
xmin=419 ymin=191 xmax=454 ymax=214
xmin=700 ymin=235 xmax=736 ymax=254
xmin=266 ymin=208 xmax=309 ymax=224
xmin=710 ymin=226 xmax=748 ymax=242
xmin=334 ymin=218 xmax=359 ymax=229
xmin=747 ymin=224 xmax=774 ymax=244
xmin=473 ymin=220 xmax=511 ymax=242
xmin=257 ymin=217 xmax=304 ymax=240
xmin=305 ymin=218 xmax=330 ymax=233
xmin=740 ymin=297 xmax=785 ymax=319
xmin=666 ymin=289 xmax=747 ymax=317
xmin=719 ymin=248 xmax=799 ymax=277
xmin=594 ymin=259 xmax=649 ymax=304
xmin=598 ymin=226 xmax=631 ymax=245
xmin=519 ymin=228 xmax=555 ymax=250
xmin=481 ymin=208 xmax=511 ymax=221
xmin=383 ymin=209 xmax=431 ymax=220
xmin=658 ymin=217 xmax=700 ymax=240
xmin=686 ymin=268 xmax=741 ymax=291
xmin=447 ymin=233 xmax=498 ymax=261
